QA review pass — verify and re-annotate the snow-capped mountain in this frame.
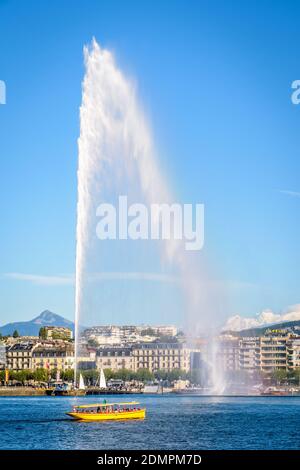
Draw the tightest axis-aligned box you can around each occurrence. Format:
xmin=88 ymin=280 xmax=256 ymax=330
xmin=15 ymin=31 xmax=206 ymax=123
xmin=223 ymin=304 xmax=300 ymax=332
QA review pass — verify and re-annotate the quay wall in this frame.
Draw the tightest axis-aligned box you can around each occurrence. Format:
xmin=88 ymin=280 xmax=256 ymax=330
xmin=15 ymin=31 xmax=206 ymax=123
xmin=0 ymin=387 xmax=46 ymax=396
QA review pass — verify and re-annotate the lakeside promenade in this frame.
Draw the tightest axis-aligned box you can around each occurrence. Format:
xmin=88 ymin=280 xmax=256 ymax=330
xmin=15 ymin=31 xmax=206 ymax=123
xmin=0 ymin=386 xmax=142 ymax=396
xmin=0 ymin=387 xmax=45 ymax=396
xmin=1 ymin=386 xmax=300 ymax=397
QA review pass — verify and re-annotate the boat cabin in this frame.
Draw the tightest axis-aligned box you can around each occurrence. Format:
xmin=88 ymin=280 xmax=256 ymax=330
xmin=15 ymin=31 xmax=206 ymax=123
xmin=71 ymin=401 xmax=141 ymax=414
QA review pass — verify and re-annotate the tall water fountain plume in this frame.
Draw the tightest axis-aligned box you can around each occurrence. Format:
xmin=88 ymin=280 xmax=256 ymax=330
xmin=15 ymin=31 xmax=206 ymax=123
xmin=74 ymin=39 xmax=226 ymax=392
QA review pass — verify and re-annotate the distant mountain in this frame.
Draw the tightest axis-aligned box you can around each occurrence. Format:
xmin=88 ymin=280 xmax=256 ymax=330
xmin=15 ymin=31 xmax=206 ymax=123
xmin=223 ymin=306 xmax=300 ymax=332
xmin=0 ymin=310 xmax=74 ymax=336
xmin=225 ymin=319 xmax=300 ymax=337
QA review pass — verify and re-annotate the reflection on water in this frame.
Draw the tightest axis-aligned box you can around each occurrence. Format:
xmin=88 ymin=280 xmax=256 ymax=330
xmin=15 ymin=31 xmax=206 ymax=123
xmin=0 ymin=395 xmax=299 ymax=450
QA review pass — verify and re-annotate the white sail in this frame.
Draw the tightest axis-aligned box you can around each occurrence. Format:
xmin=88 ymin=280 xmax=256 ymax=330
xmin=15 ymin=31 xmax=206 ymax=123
xmin=99 ymin=368 xmax=106 ymax=389
xmin=78 ymin=373 xmax=85 ymax=390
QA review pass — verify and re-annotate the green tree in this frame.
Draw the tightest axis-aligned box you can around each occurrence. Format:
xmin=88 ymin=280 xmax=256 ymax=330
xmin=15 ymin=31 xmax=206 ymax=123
xmin=9 ymin=370 xmax=25 ymax=383
xmin=114 ymin=368 xmax=135 ymax=381
xmin=135 ymin=368 xmax=154 ymax=382
xmin=288 ymin=368 xmax=300 ymax=385
xmin=50 ymin=368 xmax=58 ymax=380
xmin=154 ymin=369 xmax=168 ymax=381
xmin=294 ymin=368 xmax=300 ymax=382
xmin=81 ymin=369 xmax=98 ymax=385
xmin=271 ymin=369 xmax=288 ymax=385
xmin=52 ymin=331 xmax=71 ymax=341
xmin=17 ymin=370 xmax=29 ymax=385
xmin=167 ymin=369 xmax=187 ymax=381
xmin=8 ymin=370 xmax=17 ymax=381
xmin=39 ymin=327 xmax=47 ymax=340
xmin=33 ymin=368 xmax=48 ymax=382
xmin=61 ymin=369 xmax=74 ymax=382
xmin=12 ymin=330 xmax=19 ymax=338
xmin=103 ymin=368 xmax=115 ymax=381
xmin=26 ymin=370 xmax=34 ymax=381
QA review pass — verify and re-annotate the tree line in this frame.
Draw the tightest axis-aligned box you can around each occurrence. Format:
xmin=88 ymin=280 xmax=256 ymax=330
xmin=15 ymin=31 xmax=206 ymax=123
xmin=1 ymin=367 xmax=299 ymax=386
xmin=0 ymin=367 xmax=189 ymax=385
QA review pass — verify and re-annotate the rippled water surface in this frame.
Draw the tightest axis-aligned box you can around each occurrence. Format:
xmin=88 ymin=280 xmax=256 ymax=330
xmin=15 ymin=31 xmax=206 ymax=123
xmin=0 ymin=395 xmax=299 ymax=449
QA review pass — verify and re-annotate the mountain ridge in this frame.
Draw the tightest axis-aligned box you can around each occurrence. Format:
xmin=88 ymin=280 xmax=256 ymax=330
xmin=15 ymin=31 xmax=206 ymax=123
xmin=224 ymin=319 xmax=300 ymax=337
xmin=0 ymin=310 xmax=74 ymax=336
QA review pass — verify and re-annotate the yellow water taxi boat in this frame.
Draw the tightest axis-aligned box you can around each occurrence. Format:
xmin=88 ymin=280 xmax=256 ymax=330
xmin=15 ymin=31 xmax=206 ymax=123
xmin=66 ymin=401 xmax=146 ymax=421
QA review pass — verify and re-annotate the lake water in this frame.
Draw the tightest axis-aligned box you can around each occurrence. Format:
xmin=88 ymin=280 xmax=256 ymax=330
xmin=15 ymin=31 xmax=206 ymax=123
xmin=0 ymin=395 xmax=299 ymax=449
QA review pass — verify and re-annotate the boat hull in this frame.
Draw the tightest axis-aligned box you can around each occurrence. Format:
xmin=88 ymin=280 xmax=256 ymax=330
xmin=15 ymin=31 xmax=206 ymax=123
xmin=66 ymin=409 xmax=146 ymax=421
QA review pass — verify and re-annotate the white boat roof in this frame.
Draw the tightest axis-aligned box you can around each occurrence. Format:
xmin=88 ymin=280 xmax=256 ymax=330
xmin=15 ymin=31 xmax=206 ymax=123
xmin=75 ymin=401 xmax=140 ymax=408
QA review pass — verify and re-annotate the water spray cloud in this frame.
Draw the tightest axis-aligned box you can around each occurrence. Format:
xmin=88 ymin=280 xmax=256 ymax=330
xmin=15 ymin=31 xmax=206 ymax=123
xmin=75 ymin=39 xmax=225 ymax=392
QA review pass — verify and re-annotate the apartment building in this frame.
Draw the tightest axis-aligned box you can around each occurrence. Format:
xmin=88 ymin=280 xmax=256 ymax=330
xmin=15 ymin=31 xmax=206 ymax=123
xmin=132 ymin=343 xmax=191 ymax=373
xmin=96 ymin=347 xmax=134 ymax=371
xmin=77 ymin=348 xmax=97 ymax=370
xmin=5 ymin=330 xmax=300 ymax=375
xmin=0 ymin=342 xmax=7 ymax=370
xmin=145 ymin=325 xmax=178 ymax=337
xmin=6 ymin=342 xmax=38 ymax=370
xmin=83 ymin=324 xmax=177 ymax=347
xmin=287 ymin=338 xmax=300 ymax=370
xmin=40 ymin=326 xmax=73 ymax=341
xmin=259 ymin=332 xmax=290 ymax=372
xmin=95 ymin=343 xmax=192 ymax=373
xmin=239 ymin=337 xmax=260 ymax=372
xmin=218 ymin=336 xmax=240 ymax=372
xmin=32 ymin=343 xmax=74 ymax=371
xmin=217 ymin=331 xmax=300 ymax=373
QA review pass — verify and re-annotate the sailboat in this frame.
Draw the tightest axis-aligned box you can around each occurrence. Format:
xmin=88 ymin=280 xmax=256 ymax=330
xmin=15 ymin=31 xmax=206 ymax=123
xmin=94 ymin=368 xmax=107 ymax=389
xmin=78 ymin=373 xmax=86 ymax=390
xmin=99 ymin=368 xmax=106 ymax=389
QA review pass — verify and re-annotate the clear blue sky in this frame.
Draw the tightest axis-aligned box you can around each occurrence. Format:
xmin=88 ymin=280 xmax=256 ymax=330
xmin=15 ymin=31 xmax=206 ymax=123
xmin=0 ymin=0 xmax=299 ymax=325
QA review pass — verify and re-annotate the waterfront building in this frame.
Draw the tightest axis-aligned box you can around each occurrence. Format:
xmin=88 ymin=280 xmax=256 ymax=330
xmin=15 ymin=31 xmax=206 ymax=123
xmin=287 ymin=338 xmax=300 ymax=370
xmin=96 ymin=347 xmax=134 ymax=371
xmin=32 ymin=343 xmax=74 ymax=371
xmin=259 ymin=331 xmax=290 ymax=372
xmin=239 ymin=337 xmax=260 ymax=372
xmin=218 ymin=336 xmax=240 ymax=372
xmin=4 ymin=327 xmax=300 ymax=377
xmin=95 ymin=343 xmax=192 ymax=373
xmin=77 ymin=349 xmax=96 ymax=369
xmin=218 ymin=331 xmax=300 ymax=373
xmin=132 ymin=343 xmax=191 ymax=373
xmin=6 ymin=342 xmax=38 ymax=370
xmin=0 ymin=342 xmax=6 ymax=370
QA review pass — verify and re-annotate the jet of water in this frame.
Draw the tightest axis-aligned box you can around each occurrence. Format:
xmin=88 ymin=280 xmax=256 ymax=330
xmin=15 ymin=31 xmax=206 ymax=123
xmin=74 ymin=39 xmax=225 ymax=392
